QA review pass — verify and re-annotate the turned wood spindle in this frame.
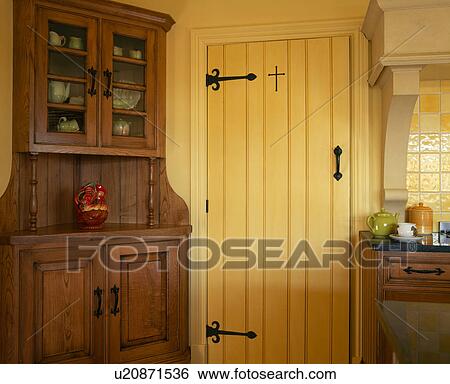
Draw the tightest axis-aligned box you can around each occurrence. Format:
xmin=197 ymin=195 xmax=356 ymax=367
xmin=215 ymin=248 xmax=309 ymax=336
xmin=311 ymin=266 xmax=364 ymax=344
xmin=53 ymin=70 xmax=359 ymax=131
xmin=148 ymin=158 xmax=157 ymax=226
xmin=29 ymin=153 xmax=39 ymax=231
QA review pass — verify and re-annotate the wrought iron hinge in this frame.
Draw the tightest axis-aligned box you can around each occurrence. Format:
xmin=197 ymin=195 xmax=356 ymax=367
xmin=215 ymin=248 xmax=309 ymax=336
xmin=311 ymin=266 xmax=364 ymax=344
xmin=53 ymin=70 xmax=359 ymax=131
xmin=206 ymin=68 xmax=257 ymax=91
xmin=206 ymin=199 xmax=209 ymax=213
xmin=206 ymin=321 xmax=257 ymax=344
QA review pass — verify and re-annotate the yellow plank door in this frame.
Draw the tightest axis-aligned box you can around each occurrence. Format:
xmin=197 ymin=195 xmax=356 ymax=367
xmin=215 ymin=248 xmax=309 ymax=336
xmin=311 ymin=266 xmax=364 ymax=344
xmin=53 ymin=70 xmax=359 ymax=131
xmin=207 ymin=37 xmax=350 ymax=363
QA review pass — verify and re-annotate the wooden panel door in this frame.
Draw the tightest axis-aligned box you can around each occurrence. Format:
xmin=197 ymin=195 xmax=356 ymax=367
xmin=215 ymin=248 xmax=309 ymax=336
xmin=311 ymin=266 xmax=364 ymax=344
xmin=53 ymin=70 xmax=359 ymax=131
xmin=101 ymin=21 xmax=160 ymax=153
xmin=20 ymin=247 xmax=105 ymax=363
xmin=35 ymin=7 xmax=98 ymax=146
xmin=107 ymin=241 xmax=188 ymax=363
xmin=207 ymin=37 xmax=351 ymax=363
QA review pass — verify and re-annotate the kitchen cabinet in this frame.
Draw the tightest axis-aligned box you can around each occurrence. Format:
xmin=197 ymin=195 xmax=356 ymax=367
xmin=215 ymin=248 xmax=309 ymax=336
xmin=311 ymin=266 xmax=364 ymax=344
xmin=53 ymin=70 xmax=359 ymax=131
xmin=360 ymin=232 xmax=450 ymax=363
xmin=0 ymin=227 xmax=190 ymax=364
xmin=20 ymin=245 xmax=105 ymax=363
xmin=108 ymin=240 xmax=188 ymax=363
xmin=15 ymin=0 xmax=172 ymax=157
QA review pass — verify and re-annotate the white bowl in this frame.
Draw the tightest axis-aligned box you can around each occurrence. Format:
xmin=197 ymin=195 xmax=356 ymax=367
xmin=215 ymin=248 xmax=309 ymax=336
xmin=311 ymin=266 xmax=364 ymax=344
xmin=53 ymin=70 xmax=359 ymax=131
xmin=113 ymin=89 xmax=141 ymax=110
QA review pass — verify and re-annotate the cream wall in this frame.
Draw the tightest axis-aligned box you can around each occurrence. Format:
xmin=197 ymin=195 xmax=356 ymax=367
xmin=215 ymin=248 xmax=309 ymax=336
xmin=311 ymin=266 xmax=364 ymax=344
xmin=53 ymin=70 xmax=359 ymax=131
xmin=0 ymin=0 xmax=12 ymax=197
xmin=0 ymin=0 xmax=370 ymax=203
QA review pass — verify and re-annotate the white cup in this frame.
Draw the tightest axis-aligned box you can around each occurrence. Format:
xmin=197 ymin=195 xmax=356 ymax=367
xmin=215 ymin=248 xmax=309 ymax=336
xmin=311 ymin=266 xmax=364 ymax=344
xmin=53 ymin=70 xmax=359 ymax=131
xmin=397 ymin=222 xmax=416 ymax=237
xmin=113 ymin=46 xmax=123 ymax=56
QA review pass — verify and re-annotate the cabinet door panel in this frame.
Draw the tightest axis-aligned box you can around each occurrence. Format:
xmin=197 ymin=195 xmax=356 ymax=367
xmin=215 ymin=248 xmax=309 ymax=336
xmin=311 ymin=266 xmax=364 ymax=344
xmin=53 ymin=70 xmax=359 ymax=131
xmin=35 ymin=8 xmax=98 ymax=146
xmin=122 ymin=255 xmax=168 ymax=346
xmin=108 ymin=241 xmax=184 ymax=362
xmin=101 ymin=21 xmax=158 ymax=152
xmin=20 ymin=247 xmax=104 ymax=363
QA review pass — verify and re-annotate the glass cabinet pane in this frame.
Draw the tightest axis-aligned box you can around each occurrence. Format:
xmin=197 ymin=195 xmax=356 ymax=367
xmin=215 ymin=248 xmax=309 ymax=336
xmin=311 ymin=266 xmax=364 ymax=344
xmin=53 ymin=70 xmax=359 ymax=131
xmin=48 ymin=21 xmax=87 ymax=51
xmin=48 ymin=80 xmax=85 ymax=106
xmin=112 ymin=88 xmax=144 ymax=111
xmin=48 ymin=51 xmax=86 ymax=79
xmin=113 ymin=35 xmax=145 ymax=59
xmin=48 ymin=109 xmax=85 ymax=134
xmin=113 ymin=61 xmax=145 ymax=85
xmin=113 ymin=114 xmax=145 ymax=138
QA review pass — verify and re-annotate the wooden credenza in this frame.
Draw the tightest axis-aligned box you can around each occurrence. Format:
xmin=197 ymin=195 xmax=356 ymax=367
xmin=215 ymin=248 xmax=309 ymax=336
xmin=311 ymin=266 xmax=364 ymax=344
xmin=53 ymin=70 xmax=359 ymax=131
xmin=360 ymin=232 xmax=450 ymax=363
xmin=0 ymin=225 xmax=190 ymax=363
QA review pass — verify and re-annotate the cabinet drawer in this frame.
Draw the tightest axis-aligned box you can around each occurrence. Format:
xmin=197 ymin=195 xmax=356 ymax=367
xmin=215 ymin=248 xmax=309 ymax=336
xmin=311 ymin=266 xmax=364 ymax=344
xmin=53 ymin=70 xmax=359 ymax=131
xmin=385 ymin=259 xmax=450 ymax=285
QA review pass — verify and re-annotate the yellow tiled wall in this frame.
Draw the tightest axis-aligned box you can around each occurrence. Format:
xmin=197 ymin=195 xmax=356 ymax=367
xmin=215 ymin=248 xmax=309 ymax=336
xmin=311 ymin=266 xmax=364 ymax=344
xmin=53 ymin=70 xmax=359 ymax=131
xmin=407 ymin=80 xmax=450 ymax=230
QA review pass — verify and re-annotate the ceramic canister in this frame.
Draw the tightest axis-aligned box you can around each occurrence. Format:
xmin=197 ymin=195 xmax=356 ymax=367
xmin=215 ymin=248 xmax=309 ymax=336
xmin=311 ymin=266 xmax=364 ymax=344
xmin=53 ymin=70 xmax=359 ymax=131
xmin=407 ymin=202 xmax=433 ymax=235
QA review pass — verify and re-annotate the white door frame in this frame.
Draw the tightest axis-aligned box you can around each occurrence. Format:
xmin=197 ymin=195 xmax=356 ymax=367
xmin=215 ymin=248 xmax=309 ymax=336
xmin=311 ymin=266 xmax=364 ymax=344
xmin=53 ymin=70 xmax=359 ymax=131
xmin=190 ymin=19 xmax=369 ymax=363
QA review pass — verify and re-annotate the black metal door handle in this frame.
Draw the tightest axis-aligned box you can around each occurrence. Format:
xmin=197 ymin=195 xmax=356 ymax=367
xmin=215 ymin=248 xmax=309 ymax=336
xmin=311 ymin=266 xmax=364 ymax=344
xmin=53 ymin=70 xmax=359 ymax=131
xmin=206 ymin=321 xmax=257 ymax=344
xmin=103 ymin=69 xmax=112 ymax=99
xmin=111 ymin=285 xmax=120 ymax=316
xmin=333 ymin=146 xmax=343 ymax=181
xmin=403 ymin=266 xmax=445 ymax=275
xmin=88 ymin=66 xmax=97 ymax=96
xmin=94 ymin=287 xmax=103 ymax=318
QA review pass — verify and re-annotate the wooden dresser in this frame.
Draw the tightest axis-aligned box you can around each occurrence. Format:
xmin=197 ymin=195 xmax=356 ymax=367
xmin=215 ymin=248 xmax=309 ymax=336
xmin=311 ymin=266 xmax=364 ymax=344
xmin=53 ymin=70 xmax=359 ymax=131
xmin=360 ymin=232 xmax=450 ymax=363
xmin=0 ymin=0 xmax=190 ymax=363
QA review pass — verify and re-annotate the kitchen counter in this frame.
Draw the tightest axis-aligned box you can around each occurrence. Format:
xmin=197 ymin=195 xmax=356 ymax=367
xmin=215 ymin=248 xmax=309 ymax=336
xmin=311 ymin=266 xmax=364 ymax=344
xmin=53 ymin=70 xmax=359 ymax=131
xmin=376 ymin=300 xmax=450 ymax=363
xmin=361 ymin=231 xmax=450 ymax=253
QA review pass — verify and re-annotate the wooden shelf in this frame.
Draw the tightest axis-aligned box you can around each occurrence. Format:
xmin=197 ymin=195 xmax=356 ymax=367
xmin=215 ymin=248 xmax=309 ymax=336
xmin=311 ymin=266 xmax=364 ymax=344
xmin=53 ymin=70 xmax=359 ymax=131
xmin=113 ymin=82 xmax=146 ymax=92
xmin=48 ymin=45 xmax=88 ymax=57
xmin=113 ymin=55 xmax=147 ymax=66
xmin=0 ymin=223 xmax=192 ymax=245
xmin=113 ymin=108 xmax=147 ymax=117
xmin=48 ymin=73 xmax=87 ymax=84
xmin=48 ymin=102 xmax=86 ymax=111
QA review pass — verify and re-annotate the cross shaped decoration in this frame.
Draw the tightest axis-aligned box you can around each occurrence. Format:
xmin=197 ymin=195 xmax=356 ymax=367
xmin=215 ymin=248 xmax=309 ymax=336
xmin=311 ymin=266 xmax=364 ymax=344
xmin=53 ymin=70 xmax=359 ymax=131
xmin=268 ymin=66 xmax=286 ymax=92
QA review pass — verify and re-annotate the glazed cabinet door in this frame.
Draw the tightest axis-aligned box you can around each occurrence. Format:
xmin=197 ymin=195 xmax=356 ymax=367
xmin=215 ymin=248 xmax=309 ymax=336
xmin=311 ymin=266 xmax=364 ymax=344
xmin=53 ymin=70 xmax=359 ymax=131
xmin=107 ymin=241 xmax=188 ymax=363
xmin=100 ymin=21 xmax=161 ymax=153
xmin=35 ymin=7 xmax=98 ymax=146
xmin=20 ymin=247 xmax=105 ymax=363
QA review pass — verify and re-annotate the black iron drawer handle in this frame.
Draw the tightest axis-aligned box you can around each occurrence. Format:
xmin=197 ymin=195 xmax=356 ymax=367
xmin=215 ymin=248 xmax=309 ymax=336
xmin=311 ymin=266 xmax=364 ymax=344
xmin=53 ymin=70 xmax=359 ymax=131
xmin=403 ymin=266 xmax=445 ymax=276
xmin=103 ymin=69 xmax=113 ymax=99
xmin=87 ymin=66 xmax=97 ymax=96
xmin=333 ymin=146 xmax=343 ymax=181
xmin=94 ymin=287 xmax=103 ymax=319
xmin=111 ymin=285 xmax=120 ymax=316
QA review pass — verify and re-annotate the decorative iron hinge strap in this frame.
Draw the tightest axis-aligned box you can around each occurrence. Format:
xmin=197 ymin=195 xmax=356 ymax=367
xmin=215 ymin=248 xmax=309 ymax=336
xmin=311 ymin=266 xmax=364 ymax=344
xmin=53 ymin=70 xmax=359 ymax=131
xmin=206 ymin=68 xmax=257 ymax=91
xmin=206 ymin=321 xmax=257 ymax=344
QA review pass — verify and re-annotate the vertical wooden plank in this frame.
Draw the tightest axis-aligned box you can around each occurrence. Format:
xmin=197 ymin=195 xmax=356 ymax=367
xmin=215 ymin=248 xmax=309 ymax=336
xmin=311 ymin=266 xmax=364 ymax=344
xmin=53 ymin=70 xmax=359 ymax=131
xmin=36 ymin=153 xmax=48 ymax=228
xmin=306 ymin=38 xmax=332 ymax=363
xmin=288 ymin=39 xmax=307 ymax=363
xmin=246 ymin=41 xmax=264 ymax=363
xmin=120 ymin=158 xmax=138 ymax=223
xmin=136 ymin=158 xmax=150 ymax=225
xmin=19 ymin=154 xmax=31 ymax=230
xmin=79 ymin=156 xmax=101 ymax=186
xmin=264 ymin=40 xmax=289 ymax=363
xmin=101 ymin=157 xmax=121 ymax=223
xmin=0 ymin=154 xmax=19 ymax=232
xmin=0 ymin=246 xmax=19 ymax=363
xmin=59 ymin=155 xmax=75 ymax=224
xmin=47 ymin=155 xmax=61 ymax=226
xmin=331 ymin=36 xmax=351 ymax=363
xmin=223 ymin=42 xmax=248 ymax=363
xmin=207 ymin=44 xmax=225 ymax=363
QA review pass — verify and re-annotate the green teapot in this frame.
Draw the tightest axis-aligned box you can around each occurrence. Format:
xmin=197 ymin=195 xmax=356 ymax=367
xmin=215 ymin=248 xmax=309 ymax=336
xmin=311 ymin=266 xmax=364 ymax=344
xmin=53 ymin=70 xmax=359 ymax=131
xmin=366 ymin=208 xmax=399 ymax=238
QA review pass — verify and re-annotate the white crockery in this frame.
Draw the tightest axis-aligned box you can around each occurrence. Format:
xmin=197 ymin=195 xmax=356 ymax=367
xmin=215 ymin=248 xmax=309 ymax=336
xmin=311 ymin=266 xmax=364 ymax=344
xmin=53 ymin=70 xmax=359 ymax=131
xmin=48 ymin=81 xmax=70 ymax=104
xmin=49 ymin=31 xmax=66 ymax=47
xmin=397 ymin=222 xmax=417 ymax=237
